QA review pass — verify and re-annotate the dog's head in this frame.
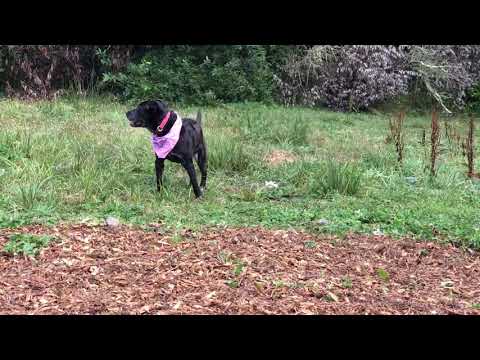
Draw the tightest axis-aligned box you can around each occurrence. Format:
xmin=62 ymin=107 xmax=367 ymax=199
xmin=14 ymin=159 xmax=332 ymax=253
xmin=126 ymin=100 xmax=169 ymax=133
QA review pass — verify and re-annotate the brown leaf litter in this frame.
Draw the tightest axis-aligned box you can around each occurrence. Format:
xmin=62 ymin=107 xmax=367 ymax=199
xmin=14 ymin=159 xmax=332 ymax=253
xmin=0 ymin=224 xmax=479 ymax=315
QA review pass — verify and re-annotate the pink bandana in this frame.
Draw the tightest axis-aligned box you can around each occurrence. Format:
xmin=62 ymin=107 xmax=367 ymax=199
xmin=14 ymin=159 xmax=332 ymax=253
xmin=151 ymin=112 xmax=182 ymax=159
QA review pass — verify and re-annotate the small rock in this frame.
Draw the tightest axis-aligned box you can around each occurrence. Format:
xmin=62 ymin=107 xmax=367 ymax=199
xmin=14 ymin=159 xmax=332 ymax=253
xmin=441 ymin=280 xmax=454 ymax=289
xmin=316 ymin=219 xmax=330 ymax=226
xmin=405 ymin=176 xmax=417 ymax=185
xmin=89 ymin=266 xmax=100 ymax=276
xmin=264 ymin=181 xmax=279 ymax=190
xmin=373 ymin=229 xmax=384 ymax=236
xmin=105 ymin=216 xmax=120 ymax=227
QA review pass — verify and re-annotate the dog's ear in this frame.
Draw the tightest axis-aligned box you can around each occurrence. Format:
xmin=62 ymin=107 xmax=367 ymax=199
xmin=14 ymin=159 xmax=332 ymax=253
xmin=155 ymin=100 xmax=168 ymax=113
xmin=142 ymin=102 xmax=155 ymax=113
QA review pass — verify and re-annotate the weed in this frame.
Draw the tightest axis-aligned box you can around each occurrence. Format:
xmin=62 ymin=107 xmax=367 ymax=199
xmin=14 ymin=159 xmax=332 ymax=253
xmin=217 ymin=251 xmax=233 ymax=265
xmin=232 ymin=260 xmax=246 ymax=276
xmin=376 ymin=268 xmax=390 ymax=282
xmin=272 ymin=280 xmax=286 ymax=288
xmin=341 ymin=276 xmax=353 ymax=289
xmin=465 ymin=116 xmax=475 ymax=178
xmin=170 ymin=232 xmax=184 ymax=244
xmin=430 ymin=111 xmax=441 ymax=177
xmin=4 ymin=234 xmax=55 ymax=256
xmin=389 ymin=112 xmax=405 ymax=165
xmin=304 ymin=240 xmax=317 ymax=249
xmin=225 ymin=279 xmax=239 ymax=289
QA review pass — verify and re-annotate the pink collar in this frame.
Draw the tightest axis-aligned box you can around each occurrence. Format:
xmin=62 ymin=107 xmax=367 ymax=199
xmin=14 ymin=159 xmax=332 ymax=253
xmin=156 ymin=111 xmax=171 ymax=133
xmin=151 ymin=114 xmax=182 ymax=159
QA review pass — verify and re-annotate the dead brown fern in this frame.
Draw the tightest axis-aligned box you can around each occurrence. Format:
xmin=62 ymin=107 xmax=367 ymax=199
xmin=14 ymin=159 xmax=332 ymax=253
xmin=430 ymin=111 xmax=441 ymax=177
xmin=420 ymin=127 xmax=426 ymax=147
xmin=389 ymin=112 xmax=405 ymax=165
xmin=1 ymin=45 xmax=135 ymax=99
xmin=466 ymin=116 xmax=475 ymax=178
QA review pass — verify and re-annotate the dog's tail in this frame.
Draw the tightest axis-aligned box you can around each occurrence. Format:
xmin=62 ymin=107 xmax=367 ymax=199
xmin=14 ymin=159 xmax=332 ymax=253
xmin=196 ymin=111 xmax=202 ymax=126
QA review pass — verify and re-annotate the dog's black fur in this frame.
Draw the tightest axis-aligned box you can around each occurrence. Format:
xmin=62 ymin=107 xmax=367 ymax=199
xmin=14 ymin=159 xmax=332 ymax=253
xmin=126 ymin=100 xmax=207 ymax=198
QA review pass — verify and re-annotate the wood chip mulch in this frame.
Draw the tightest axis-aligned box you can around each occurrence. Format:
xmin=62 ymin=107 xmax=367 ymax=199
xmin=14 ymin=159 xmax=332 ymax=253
xmin=1 ymin=224 xmax=479 ymax=315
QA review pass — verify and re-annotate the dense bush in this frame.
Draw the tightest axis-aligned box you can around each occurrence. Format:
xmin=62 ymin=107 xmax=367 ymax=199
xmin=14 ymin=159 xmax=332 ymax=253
xmin=276 ymin=45 xmax=414 ymax=111
xmin=2 ymin=44 xmax=480 ymax=113
xmin=277 ymin=45 xmax=480 ymax=113
xmin=99 ymin=45 xmax=279 ymax=104
xmin=0 ymin=45 xmax=135 ymax=99
xmin=408 ymin=45 xmax=480 ymax=113
xmin=466 ymin=82 xmax=480 ymax=113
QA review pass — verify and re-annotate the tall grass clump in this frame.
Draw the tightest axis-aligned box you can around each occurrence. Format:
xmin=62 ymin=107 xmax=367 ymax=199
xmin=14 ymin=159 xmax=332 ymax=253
xmin=17 ymin=176 xmax=52 ymax=210
xmin=206 ymin=134 xmax=256 ymax=174
xmin=311 ymin=160 xmax=363 ymax=197
xmin=361 ymin=151 xmax=397 ymax=172
xmin=240 ymin=109 xmax=309 ymax=146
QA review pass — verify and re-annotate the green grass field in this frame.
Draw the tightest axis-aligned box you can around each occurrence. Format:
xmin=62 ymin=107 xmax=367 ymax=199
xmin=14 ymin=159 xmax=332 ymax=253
xmin=1 ymin=96 xmax=479 ymax=248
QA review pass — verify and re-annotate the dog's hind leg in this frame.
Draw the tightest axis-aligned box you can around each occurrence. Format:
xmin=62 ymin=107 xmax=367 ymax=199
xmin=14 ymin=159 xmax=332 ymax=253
xmin=196 ymin=145 xmax=207 ymax=190
xmin=182 ymin=158 xmax=202 ymax=198
xmin=155 ymin=157 xmax=165 ymax=192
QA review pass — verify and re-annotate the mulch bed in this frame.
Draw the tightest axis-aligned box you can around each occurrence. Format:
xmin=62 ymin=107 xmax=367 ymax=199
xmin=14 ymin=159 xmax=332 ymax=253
xmin=1 ymin=224 xmax=479 ymax=315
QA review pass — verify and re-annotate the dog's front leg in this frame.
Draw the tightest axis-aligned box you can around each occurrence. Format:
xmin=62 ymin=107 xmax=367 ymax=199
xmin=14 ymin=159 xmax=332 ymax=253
xmin=182 ymin=159 xmax=202 ymax=198
xmin=155 ymin=157 xmax=165 ymax=192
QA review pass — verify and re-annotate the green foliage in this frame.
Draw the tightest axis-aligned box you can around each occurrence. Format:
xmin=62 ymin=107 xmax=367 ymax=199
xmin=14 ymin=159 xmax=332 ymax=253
xmin=4 ymin=233 xmax=55 ymax=256
xmin=101 ymin=45 xmax=276 ymax=104
xmin=341 ymin=277 xmax=353 ymax=289
xmin=225 ymin=279 xmax=239 ymax=289
xmin=376 ymin=268 xmax=390 ymax=282
xmin=466 ymin=82 xmax=480 ymax=114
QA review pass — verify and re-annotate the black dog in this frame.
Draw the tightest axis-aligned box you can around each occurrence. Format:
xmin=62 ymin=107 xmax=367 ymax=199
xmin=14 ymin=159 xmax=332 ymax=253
xmin=126 ymin=100 xmax=207 ymax=198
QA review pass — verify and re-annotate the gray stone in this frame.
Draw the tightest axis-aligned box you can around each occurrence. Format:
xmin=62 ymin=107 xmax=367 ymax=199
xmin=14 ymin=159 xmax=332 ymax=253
xmin=405 ymin=176 xmax=417 ymax=185
xmin=316 ymin=219 xmax=330 ymax=226
xmin=105 ymin=216 xmax=120 ymax=227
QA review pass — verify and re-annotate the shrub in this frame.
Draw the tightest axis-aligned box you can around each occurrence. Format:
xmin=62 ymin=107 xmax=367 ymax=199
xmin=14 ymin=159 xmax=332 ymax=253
xmin=408 ymin=45 xmax=480 ymax=113
xmin=466 ymin=82 xmax=480 ymax=113
xmin=0 ymin=45 xmax=135 ymax=99
xmin=100 ymin=45 xmax=276 ymax=104
xmin=276 ymin=45 xmax=413 ymax=111
xmin=277 ymin=45 xmax=480 ymax=113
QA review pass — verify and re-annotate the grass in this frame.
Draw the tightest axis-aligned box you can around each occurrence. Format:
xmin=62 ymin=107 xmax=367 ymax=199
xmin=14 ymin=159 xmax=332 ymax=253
xmin=376 ymin=268 xmax=390 ymax=282
xmin=1 ymin=95 xmax=480 ymax=249
xmin=310 ymin=160 xmax=363 ymax=197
